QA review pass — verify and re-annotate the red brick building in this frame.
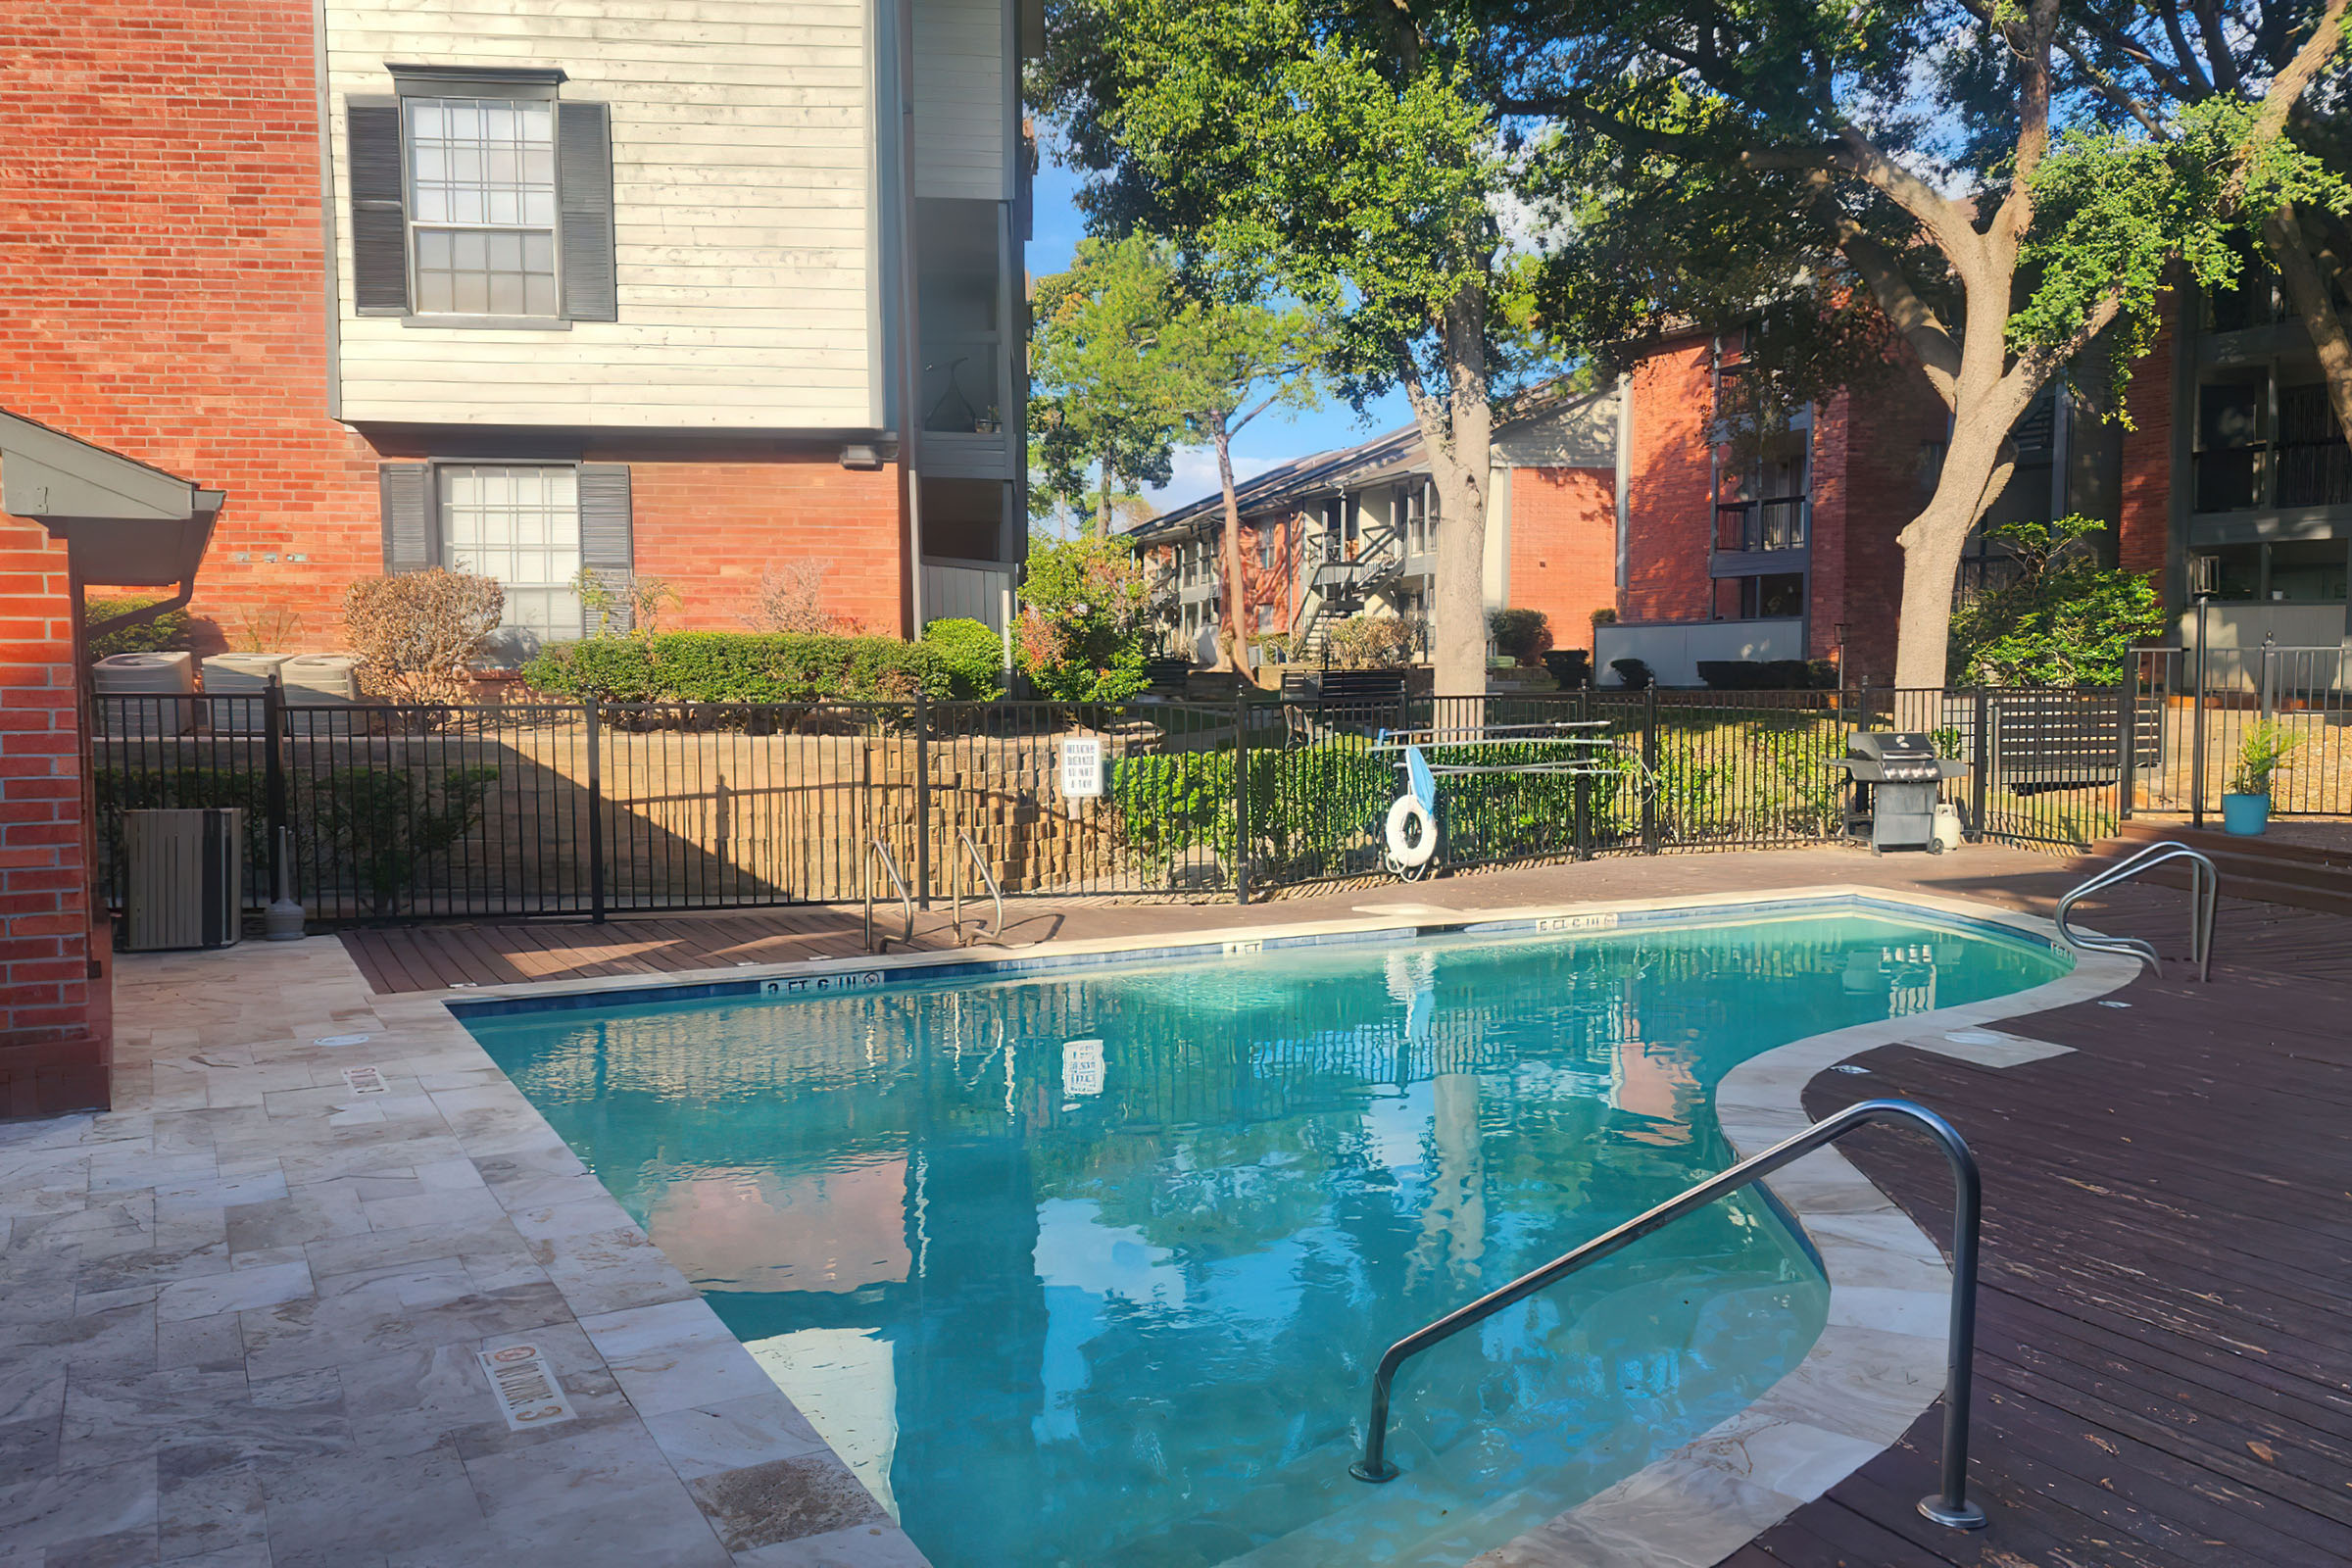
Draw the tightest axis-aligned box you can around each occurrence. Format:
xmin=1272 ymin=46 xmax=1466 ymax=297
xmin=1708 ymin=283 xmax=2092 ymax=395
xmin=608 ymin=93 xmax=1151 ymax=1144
xmin=1133 ymin=310 xmax=2271 ymax=688
xmin=2 ymin=0 xmax=1036 ymax=662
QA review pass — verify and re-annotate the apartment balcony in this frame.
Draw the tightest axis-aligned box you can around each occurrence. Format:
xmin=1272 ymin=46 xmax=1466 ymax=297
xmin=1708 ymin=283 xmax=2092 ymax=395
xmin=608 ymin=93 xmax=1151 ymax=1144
xmin=1711 ymin=496 xmax=1809 ymax=576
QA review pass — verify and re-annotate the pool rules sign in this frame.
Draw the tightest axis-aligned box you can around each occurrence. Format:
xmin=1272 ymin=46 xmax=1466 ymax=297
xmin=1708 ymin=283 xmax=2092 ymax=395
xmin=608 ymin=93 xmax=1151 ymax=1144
xmin=1059 ymin=736 xmax=1104 ymax=816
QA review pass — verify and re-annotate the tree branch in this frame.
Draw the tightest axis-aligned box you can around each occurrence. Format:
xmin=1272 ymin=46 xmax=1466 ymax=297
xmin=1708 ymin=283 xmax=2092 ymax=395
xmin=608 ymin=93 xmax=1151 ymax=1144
xmin=2056 ymin=28 xmax=2171 ymax=139
xmin=2157 ymin=0 xmax=2216 ymax=94
xmin=2234 ymin=0 xmax=2350 ymax=191
xmin=2191 ymin=0 xmax=2244 ymax=90
xmin=1832 ymin=223 xmax=1962 ymax=407
xmin=1746 ymin=132 xmax=1987 ymax=274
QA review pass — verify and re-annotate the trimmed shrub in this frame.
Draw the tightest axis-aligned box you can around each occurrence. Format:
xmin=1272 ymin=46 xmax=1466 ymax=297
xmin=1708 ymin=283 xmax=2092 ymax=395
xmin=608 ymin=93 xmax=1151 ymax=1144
xmin=1542 ymin=649 xmax=1591 ymax=688
xmin=343 ymin=569 xmax=504 ymax=704
xmin=1609 ymin=657 xmax=1654 ymax=689
xmin=1486 ymin=608 xmax=1553 ymax=666
xmin=523 ymin=630 xmax=949 ymax=705
xmin=85 ymin=597 xmax=189 ymax=662
xmin=1326 ymin=616 xmax=1417 ymax=669
xmin=920 ymin=618 xmax=1008 ymax=702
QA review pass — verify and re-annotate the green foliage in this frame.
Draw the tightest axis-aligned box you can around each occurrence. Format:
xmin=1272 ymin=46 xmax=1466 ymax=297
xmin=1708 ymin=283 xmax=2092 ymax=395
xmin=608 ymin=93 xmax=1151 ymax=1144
xmin=1029 ymin=233 xmax=1185 ymax=529
xmin=920 ymin=618 xmax=1008 ymax=702
xmin=1947 ymin=516 xmax=2167 ymax=686
xmin=2015 ymin=98 xmax=2350 ymax=417
xmin=522 ymin=632 xmax=949 ymax=704
xmin=1109 ymin=736 xmax=1396 ymax=880
xmin=315 ymin=766 xmax=499 ymax=915
xmin=1487 ymin=609 xmax=1553 ymax=666
xmin=1015 ymin=534 xmax=1156 ymax=703
xmin=84 ymin=598 xmax=190 ymax=662
xmin=2230 ymin=721 xmax=2305 ymax=797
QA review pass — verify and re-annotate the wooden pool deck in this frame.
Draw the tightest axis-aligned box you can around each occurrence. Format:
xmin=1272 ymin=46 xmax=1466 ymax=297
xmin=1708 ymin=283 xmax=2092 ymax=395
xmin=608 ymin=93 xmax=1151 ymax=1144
xmin=336 ymin=843 xmax=2352 ymax=1566
xmin=1733 ymin=888 xmax=2352 ymax=1567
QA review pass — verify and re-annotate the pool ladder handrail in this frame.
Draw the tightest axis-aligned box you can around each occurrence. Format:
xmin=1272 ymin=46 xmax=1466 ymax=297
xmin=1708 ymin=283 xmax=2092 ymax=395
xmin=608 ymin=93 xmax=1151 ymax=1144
xmin=950 ymin=829 xmax=1004 ymax=947
xmin=862 ymin=838 xmax=913 ymax=953
xmin=2056 ymin=840 xmax=2216 ymax=982
xmin=1350 ymin=1098 xmax=1989 ymax=1533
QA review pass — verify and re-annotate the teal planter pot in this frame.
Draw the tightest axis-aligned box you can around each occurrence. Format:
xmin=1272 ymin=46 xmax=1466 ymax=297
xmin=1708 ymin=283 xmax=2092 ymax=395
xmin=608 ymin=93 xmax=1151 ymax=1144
xmin=2222 ymin=792 xmax=2271 ymax=836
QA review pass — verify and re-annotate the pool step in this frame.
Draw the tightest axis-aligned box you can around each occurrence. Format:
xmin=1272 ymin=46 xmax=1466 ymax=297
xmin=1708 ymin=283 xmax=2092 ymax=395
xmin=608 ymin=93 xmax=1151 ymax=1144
xmin=2077 ymin=822 xmax=2352 ymax=918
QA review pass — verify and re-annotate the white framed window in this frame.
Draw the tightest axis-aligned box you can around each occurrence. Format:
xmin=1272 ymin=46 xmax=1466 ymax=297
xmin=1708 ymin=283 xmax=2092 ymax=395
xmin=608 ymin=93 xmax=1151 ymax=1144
xmin=440 ymin=465 xmax=581 ymax=639
xmin=407 ymin=97 xmax=559 ymax=317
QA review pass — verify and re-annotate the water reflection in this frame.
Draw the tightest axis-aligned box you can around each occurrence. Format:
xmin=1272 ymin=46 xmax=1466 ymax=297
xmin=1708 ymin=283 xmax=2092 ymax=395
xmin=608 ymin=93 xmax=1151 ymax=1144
xmin=475 ymin=914 xmax=2066 ymax=1568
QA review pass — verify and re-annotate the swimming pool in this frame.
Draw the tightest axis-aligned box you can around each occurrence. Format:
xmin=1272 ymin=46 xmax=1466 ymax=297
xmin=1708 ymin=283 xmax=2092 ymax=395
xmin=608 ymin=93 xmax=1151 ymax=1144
xmin=465 ymin=905 xmax=2069 ymax=1567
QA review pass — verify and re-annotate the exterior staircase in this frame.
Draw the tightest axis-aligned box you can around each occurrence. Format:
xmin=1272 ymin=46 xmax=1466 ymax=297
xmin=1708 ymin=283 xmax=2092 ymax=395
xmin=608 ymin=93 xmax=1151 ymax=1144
xmin=2075 ymin=819 xmax=2352 ymax=917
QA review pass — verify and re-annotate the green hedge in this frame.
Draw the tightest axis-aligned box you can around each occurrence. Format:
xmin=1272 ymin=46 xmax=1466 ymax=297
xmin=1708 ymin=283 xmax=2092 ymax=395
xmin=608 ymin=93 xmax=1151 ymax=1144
xmin=920 ymin=618 xmax=1007 ymax=702
xmin=1109 ymin=738 xmax=1619 ymax=881
xmin=523 ymin=631 xmax=951 ymax=704
xmin=86 ymin=597 xmax=190 ymax=662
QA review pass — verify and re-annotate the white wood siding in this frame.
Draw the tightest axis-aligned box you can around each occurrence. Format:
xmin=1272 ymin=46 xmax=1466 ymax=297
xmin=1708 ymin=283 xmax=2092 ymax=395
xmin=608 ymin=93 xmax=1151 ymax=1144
xmin=326 ymin=0 xmax=881 ymax=428
xmin=912 ymin=0 xmax=1005 ymax=201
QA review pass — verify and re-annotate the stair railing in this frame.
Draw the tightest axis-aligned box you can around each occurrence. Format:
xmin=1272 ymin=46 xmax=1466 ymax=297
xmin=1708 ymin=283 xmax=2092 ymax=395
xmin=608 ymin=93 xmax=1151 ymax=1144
xmin=2056 ymin=840 xmax=2217 ymax=981
xmin=1349 ymin=1098 xmax=1989 ymax=1532
xmin=950 ymin=828 xmax=1004 ymax=947
xmin=862 ymin=838 xmax=913 ymax=953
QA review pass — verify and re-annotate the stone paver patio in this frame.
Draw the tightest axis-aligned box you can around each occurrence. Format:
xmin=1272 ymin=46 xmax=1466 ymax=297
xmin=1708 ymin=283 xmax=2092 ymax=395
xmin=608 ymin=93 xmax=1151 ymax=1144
xmin=0 ymin=940 xmax=920 ymax=1568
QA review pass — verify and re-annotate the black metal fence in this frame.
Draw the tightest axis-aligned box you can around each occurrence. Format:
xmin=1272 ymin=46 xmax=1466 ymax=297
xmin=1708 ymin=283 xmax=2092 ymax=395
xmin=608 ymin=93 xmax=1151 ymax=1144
xmin=91 ymin=678 xmax=2196 ymax=927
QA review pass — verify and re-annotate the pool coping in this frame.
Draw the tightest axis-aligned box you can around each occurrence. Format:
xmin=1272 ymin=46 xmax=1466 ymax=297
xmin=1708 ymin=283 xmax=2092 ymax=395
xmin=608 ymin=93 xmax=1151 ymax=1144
xmin=416 ymin=884 xmax=2140 ymax=1568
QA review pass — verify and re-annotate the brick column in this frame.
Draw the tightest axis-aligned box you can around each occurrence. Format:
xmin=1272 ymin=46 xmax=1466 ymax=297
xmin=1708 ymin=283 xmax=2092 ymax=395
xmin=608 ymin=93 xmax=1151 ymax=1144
xmin=0 ymin=514 xmax=105 ymax=1115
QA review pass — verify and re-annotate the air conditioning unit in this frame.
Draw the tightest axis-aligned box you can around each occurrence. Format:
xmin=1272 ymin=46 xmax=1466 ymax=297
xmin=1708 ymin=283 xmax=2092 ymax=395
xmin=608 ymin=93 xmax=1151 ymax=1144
xmin=122 ymin=808 xmax=244 ymax=952
xmin=93 ymin=652 xmax=197 ymax=737
xmin=201 ymin=654 xmax=289 ymax=735
xmin=281 ymin=654 xmax=364 ymax=737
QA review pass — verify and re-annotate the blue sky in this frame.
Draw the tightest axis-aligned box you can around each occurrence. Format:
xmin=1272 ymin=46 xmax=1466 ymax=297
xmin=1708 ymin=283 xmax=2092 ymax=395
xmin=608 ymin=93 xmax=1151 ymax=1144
xmin=1029 ymin=157 xmax=1410 ymax=517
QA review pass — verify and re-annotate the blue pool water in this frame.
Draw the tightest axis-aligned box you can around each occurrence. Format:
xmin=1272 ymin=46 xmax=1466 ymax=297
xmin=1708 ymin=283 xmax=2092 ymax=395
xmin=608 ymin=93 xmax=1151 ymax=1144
xmin=466 ymin=908 xmax=2067 ymax=1567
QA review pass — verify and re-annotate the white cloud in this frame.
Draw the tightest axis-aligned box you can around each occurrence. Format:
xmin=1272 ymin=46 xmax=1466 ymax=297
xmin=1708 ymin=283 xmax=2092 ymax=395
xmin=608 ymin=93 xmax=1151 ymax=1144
xmin=1144 ymin=446 xmax=1290 ymax=512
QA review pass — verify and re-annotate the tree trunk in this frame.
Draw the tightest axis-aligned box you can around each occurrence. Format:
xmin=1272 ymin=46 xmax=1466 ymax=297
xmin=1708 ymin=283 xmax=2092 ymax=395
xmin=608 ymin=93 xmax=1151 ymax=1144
xmin=1094 ymin=458 xmax=1113 ymax=538
xmin=2265 ymin=210 xmax=2352 ymax=446
xmin=1890 ymin=416 xmax=2020 ymax=689
xmin=1212 ymin=423 xmax=1259 ymax=683
xmin=1415 ymin=288 xmax=1494 ymax=698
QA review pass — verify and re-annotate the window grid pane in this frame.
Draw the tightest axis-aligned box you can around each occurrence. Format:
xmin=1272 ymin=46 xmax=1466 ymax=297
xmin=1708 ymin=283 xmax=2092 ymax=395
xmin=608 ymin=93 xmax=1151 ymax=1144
xmin=408 ymin=96 xmax=558 ymax=317
xmin=440 ymin=466 xmax=581 ymax=634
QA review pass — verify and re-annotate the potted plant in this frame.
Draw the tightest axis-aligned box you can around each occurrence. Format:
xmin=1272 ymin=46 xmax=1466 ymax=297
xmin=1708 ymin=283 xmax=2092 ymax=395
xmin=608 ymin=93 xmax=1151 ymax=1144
xmin=2223 ymin=721 xmax=2303 ymax=836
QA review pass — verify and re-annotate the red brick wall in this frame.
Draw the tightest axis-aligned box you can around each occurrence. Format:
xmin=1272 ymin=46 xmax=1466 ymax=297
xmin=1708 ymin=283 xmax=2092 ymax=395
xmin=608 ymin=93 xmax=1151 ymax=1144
xmin=1508 ymin=466 xmax=1616 ymax=650
xmin=2 ymin=4 xmax=911 ymax=654
xmin=1810 ymin=366 xmax=1949 ymax=685
xmin=0 ymin=0 xmax=383 ymax=652
xmin=626 ymin=458 xmax=907 ymax=635
xmin=2118 ymin=292 xmax=2176 ymax=583
xmin=0 ymin=514 xmax=105 ymax=1113
xmin=1624 ymin=336 xmax=1716 ymax=622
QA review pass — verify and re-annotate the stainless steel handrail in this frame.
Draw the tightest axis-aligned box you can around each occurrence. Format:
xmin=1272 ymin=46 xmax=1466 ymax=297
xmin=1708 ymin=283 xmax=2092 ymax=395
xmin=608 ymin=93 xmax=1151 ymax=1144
xmin=862 ymin=838 xmax=912 ymax=952
xmin=951 ymin=828 xmax=1004 ymax=947
xmin=2056 ymin=840 xmax=2217 ymax=982
xmin=1350 ymin=1098 xmax=1989 ymax=1532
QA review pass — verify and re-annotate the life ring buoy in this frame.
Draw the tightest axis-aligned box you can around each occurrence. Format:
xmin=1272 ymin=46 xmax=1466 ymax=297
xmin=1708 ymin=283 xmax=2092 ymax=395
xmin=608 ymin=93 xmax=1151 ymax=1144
xmin=1385 ymin=794 xmax=1438 ymax=870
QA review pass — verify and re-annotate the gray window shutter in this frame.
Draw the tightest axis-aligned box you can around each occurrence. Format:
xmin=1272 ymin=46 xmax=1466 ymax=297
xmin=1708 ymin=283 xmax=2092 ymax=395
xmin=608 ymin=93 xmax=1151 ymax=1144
xmin=578 ymin=464 xmax=634 ymax=634
xmin=379 ymin=464 xmax=434 ymax=573
xmin=559 ymin=103 xmax=617 ymax=322
xmin=349 ymin=99 xmax=409 ymax=315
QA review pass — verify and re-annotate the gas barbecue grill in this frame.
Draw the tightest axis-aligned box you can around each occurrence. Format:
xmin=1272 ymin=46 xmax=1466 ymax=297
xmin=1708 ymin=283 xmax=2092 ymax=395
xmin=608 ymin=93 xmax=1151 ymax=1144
xmin=1830 ymin=732 xmax=1971 ymax=854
